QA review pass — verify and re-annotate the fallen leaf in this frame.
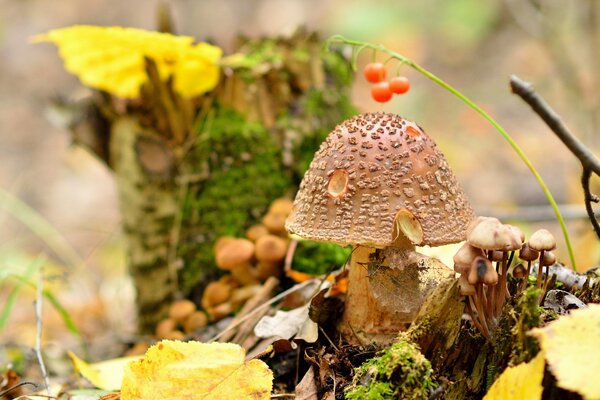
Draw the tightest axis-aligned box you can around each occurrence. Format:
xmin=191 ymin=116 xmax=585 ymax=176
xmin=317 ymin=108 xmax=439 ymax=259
xmin=295 ymin=366 xmax=318 ymax=400
xmin=254 ymin=305 xmax=318 ymax=343
xmin=33 ymin=26 xmax=221 ymax=98
xmin=483 ymin=352 xmax=545 ymax=400
xmin=529 ymin=304 xmax=600 ymax=399
xmin=69 ymin=352 xmax=142 ymax=391
xmin=120 ymin=340 xmax=273 ymax=400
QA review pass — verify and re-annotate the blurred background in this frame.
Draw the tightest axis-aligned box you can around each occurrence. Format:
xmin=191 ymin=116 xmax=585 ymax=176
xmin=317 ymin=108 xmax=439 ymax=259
xmin=1 ymin=0 xmax=599 ymax=359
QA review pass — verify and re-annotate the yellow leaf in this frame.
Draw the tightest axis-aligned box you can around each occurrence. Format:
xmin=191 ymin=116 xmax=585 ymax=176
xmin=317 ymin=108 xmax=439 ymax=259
xmin=68 ymin=351 xmax=142 ymax=391
xmin=33 ymin=25 xmax=221 ymax=98
xmin=483 ymin=352 xmax=545 ymax=400
xmin=529 ymin=304 xmax=600 ymax=399
xmin=121 ymin=340 xmax=273 ymax=400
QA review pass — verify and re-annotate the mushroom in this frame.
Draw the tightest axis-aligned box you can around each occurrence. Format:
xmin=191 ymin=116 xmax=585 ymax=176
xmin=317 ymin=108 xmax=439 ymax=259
xmin=467 ymin=218 xmax=522 ymax=317
xmin=246 ymin=224 xmax=270 ymax=242
xmin=528 ymin=229 xmax=556 ymax=289
xmin=453 ymin=242 xmax=485 ymax=275
xmin=254 ymin=234 xmax=287 ymax=280
xmin=215 ymin=238 xmax=259 ymax=286
xmin=518 ymin=242 xmax=539 ymax=291
xmin=285 ymin=112 xmax=476 ymax=344
xmin=168 ymin=299 xmax=196 ymax=323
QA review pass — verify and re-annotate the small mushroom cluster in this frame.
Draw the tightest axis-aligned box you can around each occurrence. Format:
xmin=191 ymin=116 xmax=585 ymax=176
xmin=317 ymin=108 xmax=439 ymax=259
xmin=155 ymin=299 xmax=208 ymax=340
xmin=201 ymin=197 xmax=293 ymax=321
xmin=454 ymin=217 xmax=558 ymax=338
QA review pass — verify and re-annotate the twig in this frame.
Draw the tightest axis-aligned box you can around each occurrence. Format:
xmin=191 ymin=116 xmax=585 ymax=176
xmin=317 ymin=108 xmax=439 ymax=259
xmin=582 ymin=168 xmax=600 ymax=238
xmin=510 ymin=75 xmax=600 ymax=173
xmin=0 ymin=381 xmax=38 ymax=397
xmin=510 ymin=75 xmax=600 ymax=239
xmin=35 ymin=267 xmax=50 ymax=394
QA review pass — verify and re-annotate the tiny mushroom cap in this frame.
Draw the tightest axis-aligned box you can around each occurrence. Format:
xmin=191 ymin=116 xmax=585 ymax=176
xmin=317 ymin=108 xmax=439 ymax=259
xmin=246 ymin=224 xmax=270 ymax=242
xmin=519 ymin=242 xmax=539 ymax=262
xmin=468 ymin=256 xmax=498 ymax=286
xmin=262 ymin=212 xmax=287 ymax=234
xmin=467 ymin=218 xmax=523 ymax=252
xmin=453 ymin=243 xmax=485 ymax=274
xmin=269 ymin=198 xmax=294 ymax=216
xmin=490 ymin=251 xmax=504 ymax=262
xmin=458 ymin=274 xmax=476 ymax=296
xmin=215 ymin=238 xmax=255 ymax=270
xmin=168 ymin=299 xmax=196 ymax=323
xmin=540 ymin=250 xmax=557 ymax=267
xmin=528 ymin=229 xmax=557 ymax=252
xmin=511 ymin=263 xmax=527 ymax=278
xmin=285 ymin=112 xmax=476 ymax=248
xmin=255 ymin=235 xmax=288 ymax=263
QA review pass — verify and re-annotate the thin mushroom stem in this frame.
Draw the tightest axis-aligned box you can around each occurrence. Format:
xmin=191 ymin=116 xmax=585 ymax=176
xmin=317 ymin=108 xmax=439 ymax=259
xmin=495 ymin=252 xmax=508 ymax=317
xmin=536 ymin=250 xmax=546 ymax=289
xmin=466 ymin=297 xmax=488 ymax=339
xmin=521 ymin=260 xmax=532 ymax=292
xmin=474 ymin=284 xmax=491 ymax=338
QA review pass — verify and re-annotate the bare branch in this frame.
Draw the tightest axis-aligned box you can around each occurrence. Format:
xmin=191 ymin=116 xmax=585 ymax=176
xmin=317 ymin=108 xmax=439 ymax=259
xmin=582 ymin=168 xmax=600 ymax=238
xmin=510 ymin=75 xmax=600 ymax=174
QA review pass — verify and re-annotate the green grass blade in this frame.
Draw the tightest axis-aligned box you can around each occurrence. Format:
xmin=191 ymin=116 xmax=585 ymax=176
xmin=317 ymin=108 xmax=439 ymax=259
xmin=0 ymin=188 xmax=84 ymax=270
xmin=0 ymin=256 xmax=45 ymax=330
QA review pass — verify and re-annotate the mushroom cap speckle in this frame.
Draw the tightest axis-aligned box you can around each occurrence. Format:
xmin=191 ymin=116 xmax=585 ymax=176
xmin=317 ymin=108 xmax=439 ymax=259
xmin=285 ymin=113 xmax=475 ymax=247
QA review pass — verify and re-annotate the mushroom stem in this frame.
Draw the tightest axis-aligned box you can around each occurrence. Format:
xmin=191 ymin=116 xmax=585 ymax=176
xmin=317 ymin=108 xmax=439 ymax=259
xmin=495 ymin=252 xmax=508 ymax=317
xmin=520 ymin=260 xmax=532 ymax=292
xmin=536 ymin=250 xmax=546 ymax=289
xmin=474 ymin=284 xmax=491 ymax=338
xmin=466 ymin=297 xmax=488 ymax=339
xmin=339 ymin=244 xmax=453 ymax=345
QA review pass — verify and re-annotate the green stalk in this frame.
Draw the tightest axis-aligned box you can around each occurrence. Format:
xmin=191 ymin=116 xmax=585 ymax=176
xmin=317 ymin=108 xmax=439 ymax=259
xmin=327 ymin=35 xmax=577 ymax=271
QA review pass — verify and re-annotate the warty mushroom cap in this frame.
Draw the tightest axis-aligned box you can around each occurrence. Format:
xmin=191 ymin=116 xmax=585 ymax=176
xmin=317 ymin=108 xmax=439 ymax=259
xmin=467 ymin=218 xmax=522 ymax=251
xmin=528 ymin=229 xmax=557 ymax=252
xmin=285 ymin=112 xmax=476 ymax=248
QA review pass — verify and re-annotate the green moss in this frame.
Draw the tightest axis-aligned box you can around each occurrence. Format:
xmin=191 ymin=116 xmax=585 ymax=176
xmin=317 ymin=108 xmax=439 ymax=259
xmin=178 ymin=108 xmax=291 ymax=291
xmin=292 ymin=241 xmax=351 ymax=275
xmin=346 ymin=337 xmax=437 ymax=400
xmin=509 ymin=286 xmax=542 ymax=365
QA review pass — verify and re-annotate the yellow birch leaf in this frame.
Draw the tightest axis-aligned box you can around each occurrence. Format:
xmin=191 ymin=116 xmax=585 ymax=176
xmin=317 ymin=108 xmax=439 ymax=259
xmin=529 ymin=304 xmax=600 ymax=399
xmin=483 ymin=352 xmax=545 ymax=400
xmin=32 ymin=25 xmax=221 ymax=98
xmin=68 ymin=351 xmax=142 ymax=391
xmin=120 ymin=340 xmax=273 ymax=400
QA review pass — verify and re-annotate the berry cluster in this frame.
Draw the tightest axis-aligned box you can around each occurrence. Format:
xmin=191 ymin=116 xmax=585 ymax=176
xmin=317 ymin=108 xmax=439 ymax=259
xmin=364 ymin=62 xmax=410 ymax=103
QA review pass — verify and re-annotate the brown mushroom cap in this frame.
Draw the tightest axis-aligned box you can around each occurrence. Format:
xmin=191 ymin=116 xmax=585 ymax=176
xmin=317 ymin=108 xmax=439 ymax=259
xmin=468 ymin=256 xmax=498 ymax=286
xmin=540 ymin=250 xmax=557 ymax=267
xmin=519 ymin=242 xmax=539 ymax=262
xmin=246 ymin=224 xmax=270 ymax=242
xmin=511 ymin=263 xmax=527 ymax=278
xmin=168 ymin=299 xmax=196 ymax=322
xmin=458 ymin=274 xmax=476 ymax=296
xmin=285 ymin=112 xmax=476 ymax=247
xmin=255 ymin=235 xmax=288 ymax=263
xmin=215 ymin=238 xmax=255 ymax=270
xmin=467 ymin=218 xmax=523 ymax=251
xmin=453 ymin=243 xmax=485 ymax=273
xmin=529 ymin=229 xmax=557 ymax=252
xmin=269 ymin=198 xmax=294 ymax=216
xmin=263 ymin=212 xmax=287 ymax=234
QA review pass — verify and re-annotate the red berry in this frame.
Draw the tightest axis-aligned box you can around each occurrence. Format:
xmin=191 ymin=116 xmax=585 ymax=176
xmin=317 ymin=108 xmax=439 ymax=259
xmin=371 ymin=82 xmax=393 ymax=103
xmin=389 ymin=76 xmax=410 ymax=94
xmin=363 ymin=63 xmax=386 ymax=83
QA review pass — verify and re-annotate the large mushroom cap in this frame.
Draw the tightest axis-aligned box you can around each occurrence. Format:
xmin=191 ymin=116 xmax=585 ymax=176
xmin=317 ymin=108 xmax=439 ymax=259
xmin=285 ymin=112 xmax=475 ymax=247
